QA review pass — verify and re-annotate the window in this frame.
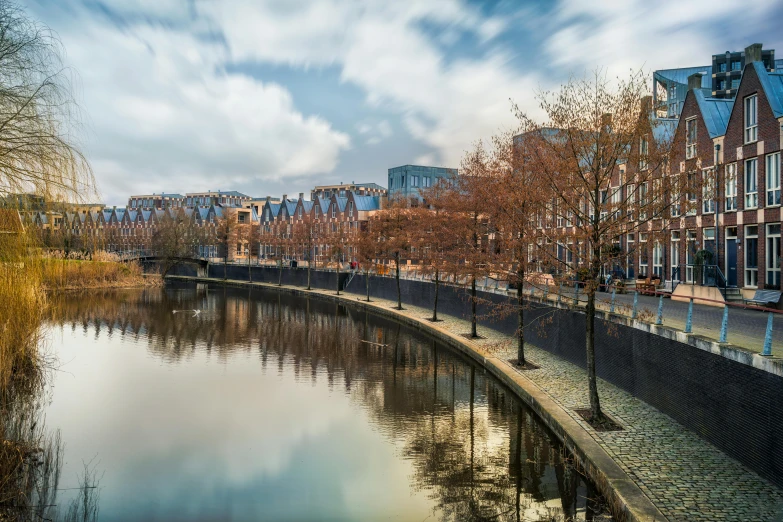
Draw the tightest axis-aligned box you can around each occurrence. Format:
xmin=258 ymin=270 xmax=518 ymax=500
xmin=686 ymin=172 xmax=697 ymax=215
xmin=639 ymin=136 xmax=648 ymax=170
xmin=686 ymin=118 xmax=697 ymax=159
xmin=639 ymin=233 xmax=649 ymax=277
xmin=719 ymin=62 xmax=727 ymax=72
xmin=745 ymin=225 xmax=759 ymax=287
xmin=745 ymin=159 xmax=758 ymax=209
xmin=670 ymin=178 xmax=681 ymax=217
xmin=767 ymin=223 xmax=781 ymax=288
xmin=704 ymin=228 xmax=716 ymax=259
xmin=744 ymin=95 xmax=757 ymax=144
xmin=731 ymin=78 xmax=740 ymax=89
xmin=766 ymin=153 xmax=781 ymax=206
xmin=411 ymin=175 xmax=419 ymax=187
xmin=725 ymin=163 xmax=737 ymax=211
xmin=331 ymin=205 xmax=336 ymax=218
xmin=731 ymin=60 xmax=741 ymax=71
xmin=671 ymin=231 xmax=680 ymax=280
xmin=423 ymin=177 xmax=431 ymax=188
xmin=686 ymin=230 xmax=697 ymax=283
xmin=653 ymin=242 xmax=663 ymax=277
xmin=401 ymin=175 xmax=406 ymax=188
xmin=348 ymin=201 xmax=354 ymax=218
xmin=702 ymin=168 xmax=715 ymax=213
xmin=639 ymin=183 xmax=648 ymax=220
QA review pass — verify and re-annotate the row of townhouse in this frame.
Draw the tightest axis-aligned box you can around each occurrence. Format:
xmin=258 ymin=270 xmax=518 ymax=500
xmin=557 ymin=45 xmax=782 ymax=299
xmin=25 ymin=204 xmax=259 ymax=261
xmin=258 ymin=191 xmax=385 ymax=264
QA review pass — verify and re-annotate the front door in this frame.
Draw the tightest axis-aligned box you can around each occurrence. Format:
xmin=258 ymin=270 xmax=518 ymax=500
xmin=726 ymin=237 xmax=738 ymax=287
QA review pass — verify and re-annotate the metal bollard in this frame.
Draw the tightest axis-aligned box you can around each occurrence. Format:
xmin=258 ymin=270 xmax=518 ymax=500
xmin=762 ymin=312 xmax=774 ymax=356
xmin=656 ymin=294 xmax=663 ymax=325
xmin=631 ymin=291 xmax=638 ymax=320
xmin=719 ymin=305 xmax=728 ymax=344
xmin=557 ymin=283 xmax=562 ymax=305
xmin=610 ymin=288 xmax=616 ymax=314
xmin=574 ymin=283 xmax=579 ymax=305
xmin=685 ymin=298 xmax=693 ymax=333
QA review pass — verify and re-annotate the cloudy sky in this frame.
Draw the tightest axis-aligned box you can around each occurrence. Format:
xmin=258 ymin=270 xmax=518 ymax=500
xmin=28 ymin=0 xmax=783 ymax=205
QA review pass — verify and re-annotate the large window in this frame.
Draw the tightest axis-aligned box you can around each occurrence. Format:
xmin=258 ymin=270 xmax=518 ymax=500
xmin=639 ymin=136 xmax=648 ymax=170
xmin=744 ymin=95 xmax=758 ymax=144
xmin=423 ymin=177 xmax=431 ymax=188
xmin=652 ymin=242 xmax=663 ymax=277
xmin=671 ymin=177 xmax=681 ymax=217
xmin=745 ymin=159 xmax=758 ymax=209
xmin=767 ymin=152 xmax=781 ymax=207
xmin=745 ymin=225 xmax=759 ymax=287
xmin=702 ymin=168 xmax=715 ymax=214
xmin=411 ymin=175 xmax=419 ymax=187
xmin=671 ymin=231 xmax=680 ymax=280
xmin=768 ymin=224 xmax=782 ymax=289
xmin=686 ymin=118 xmax=697 ymax=159
xmin=725 ymin=163 xmax=737 ymax=211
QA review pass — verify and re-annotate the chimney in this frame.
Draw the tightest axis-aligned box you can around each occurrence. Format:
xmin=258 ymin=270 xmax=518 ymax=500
xmin=265 ymin=196 xmax=271 ymax=202
xmin=745 ymin=43 xmax=763 ymax=64
xmin=298 ymin=192 xmax=304 ymax=200
xmin=687 ymin=72 xmax=703 ymax=91
xmin=641 ymin=95 xmax=652 ymax=113
xmin=282 ymin=194 xmax=287 ymax=201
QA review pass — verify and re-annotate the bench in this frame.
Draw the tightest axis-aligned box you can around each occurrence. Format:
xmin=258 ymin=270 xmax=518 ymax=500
xmin=744 ymin=290 xmax=782 ymax=307
xmin=636 ymin=277 xmax=661 ymax=296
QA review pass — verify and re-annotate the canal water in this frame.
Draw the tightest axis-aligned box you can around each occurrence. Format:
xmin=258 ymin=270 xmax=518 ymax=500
xmin=44 ymin=283 xmax=612 ymax=521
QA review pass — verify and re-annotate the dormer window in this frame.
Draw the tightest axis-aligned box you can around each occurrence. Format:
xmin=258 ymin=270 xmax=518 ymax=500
xmin=331 ymin=205 xmax=336 ymax=218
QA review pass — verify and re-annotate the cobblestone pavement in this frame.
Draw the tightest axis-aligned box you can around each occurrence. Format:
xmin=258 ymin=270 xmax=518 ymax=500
xmin=331 ymin=287 xmax=783 ymax=522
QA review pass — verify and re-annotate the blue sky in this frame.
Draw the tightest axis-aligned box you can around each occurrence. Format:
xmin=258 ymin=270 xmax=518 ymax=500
xmin=27 ymin=0 xmax=783 ymax=205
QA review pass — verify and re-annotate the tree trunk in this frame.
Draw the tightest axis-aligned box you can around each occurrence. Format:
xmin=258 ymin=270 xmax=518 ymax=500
xmin=307 ymin=255 xmax=311 ymax=290
xmin=395 ymin=253 xmax=402 ymax=310
xmin=432 ymin=269 xmax=439 ymax=321
xmin=517 ymin=267 xmax=525 ymax=366
xmin=471 ymin=276 xmax=477 ymax=338
xmin=278 ymin=259 xmax=282 ymax=286
xmin=336 ymin=258 xmax=340 ymax=295
xmin=366 ymin=270 xmax=371 ymax=302
xmin=586 ymin=274 xmax=603 ymax=421
xmin=248 ymin=246 xmax=252 ymax=282
xmin=223 ymin=252 xmax=227 ymax=280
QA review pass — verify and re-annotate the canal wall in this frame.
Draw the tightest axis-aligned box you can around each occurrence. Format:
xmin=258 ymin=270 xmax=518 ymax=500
xmin=164 ymin=264 xmax=783 ymax=490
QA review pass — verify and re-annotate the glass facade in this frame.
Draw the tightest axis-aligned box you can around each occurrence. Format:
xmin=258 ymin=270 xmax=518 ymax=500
xmin=387 ymin=165 xmax=457 ymax=201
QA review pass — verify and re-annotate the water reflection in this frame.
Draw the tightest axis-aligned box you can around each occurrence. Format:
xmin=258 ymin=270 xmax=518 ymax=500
xmin=47 ymin=283 xmax=611 ymax=521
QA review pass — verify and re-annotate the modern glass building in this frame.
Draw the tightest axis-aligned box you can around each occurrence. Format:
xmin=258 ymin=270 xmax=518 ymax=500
xmin=387 ymin=165 xmax=457 ymax=201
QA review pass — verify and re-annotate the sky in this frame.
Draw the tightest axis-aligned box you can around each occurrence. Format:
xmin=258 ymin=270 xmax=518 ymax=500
xmin=27 ymin=0 xmax=783 ymax=206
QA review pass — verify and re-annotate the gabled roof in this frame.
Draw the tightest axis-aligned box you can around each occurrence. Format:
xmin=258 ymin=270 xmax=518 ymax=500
xmin=754 ymin=62 xmax=783 ymax=119
xmin=266 ymin=202 xmax=281 ymax=218
xmin=141 ymin=210 xmax=152 ymax=221
xmin=652 ymin=117 xmax=678 ymax=143
xmin=283 ymin=200 xmax=297 ymax=215
xmin=301 ymin=201 xmax=314 ymax=212
xmin=353 ymin=195 xmax=381 ymax=211
xmin=126 ymin=210 xmax=138 ymax=222
xmin=213 ymin=206 xmax=224 ymax=218
xmin=316 ymin=198 xmax=330 ymax=213
xmin=692 ymin=89 xmax=733 ymax=138
xmin=198 ymin=207 xmax=211 ymax=220
xmin=335 ymin=197 xmax=348 ymax=212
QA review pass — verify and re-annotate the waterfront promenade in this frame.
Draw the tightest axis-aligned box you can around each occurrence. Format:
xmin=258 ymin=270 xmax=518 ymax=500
xmin=169 ymin=274 xmax=783 ymax=522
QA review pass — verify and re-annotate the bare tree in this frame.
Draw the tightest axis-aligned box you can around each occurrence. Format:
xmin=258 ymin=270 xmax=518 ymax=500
xmin=372 ymin=196 xmax=414 ymax=310
xmin=515 ymin=70 xmax=683 ymax=423
xmin=0 ymin=1 xmax=93 ymax=203
xmin=151 ymin=210 xmax=195 ymax=276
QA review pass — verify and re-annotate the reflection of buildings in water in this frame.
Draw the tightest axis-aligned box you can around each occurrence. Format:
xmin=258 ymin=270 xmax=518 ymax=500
xmin=49 ymin=284 xmax=608 ymax=521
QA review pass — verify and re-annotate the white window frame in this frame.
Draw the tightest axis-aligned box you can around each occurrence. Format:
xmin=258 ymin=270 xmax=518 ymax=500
xmin=725 ymin=162 xmax=737 ymax=211
xmin=744 ymin=95 xmax=758 ymax=144
xmin=639 ymin=136 xmax=649 ymax=170
xmin=766 ymin=152 xmax=781 ymax=207
xmin=745 ymin=225 xmax=759 ymax=288
xmin=702 ymin=168 xmax=715 ymax=214
xmin=685 ymin=118 xmax=697 ymax=159
xmin=767 ymin=223 xmax=782 ymax=289
xmin=745 ymin=158 xmax=758 ymax=209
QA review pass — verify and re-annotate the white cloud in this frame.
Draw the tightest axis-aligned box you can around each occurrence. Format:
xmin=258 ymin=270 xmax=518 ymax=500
xmin=546 ymin=0 xmax=782 ymax=75
xmin=31 ymin=1 xmax=350 ymax=204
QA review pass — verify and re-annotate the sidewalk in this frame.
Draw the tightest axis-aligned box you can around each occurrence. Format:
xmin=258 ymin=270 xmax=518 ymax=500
xmin=333 ymin=288 xmax=783 ymax=522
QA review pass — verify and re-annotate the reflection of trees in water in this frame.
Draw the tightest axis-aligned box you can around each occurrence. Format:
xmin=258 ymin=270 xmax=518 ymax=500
xmin=50 ymin=284 xmax=611 ymax=521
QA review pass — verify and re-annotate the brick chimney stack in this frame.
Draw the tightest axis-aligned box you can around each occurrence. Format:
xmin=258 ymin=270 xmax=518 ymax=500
xmin=745 ymin=43 xmax=763 ymax=63
xmin=687 ymin=72 xmax=703 ymax=91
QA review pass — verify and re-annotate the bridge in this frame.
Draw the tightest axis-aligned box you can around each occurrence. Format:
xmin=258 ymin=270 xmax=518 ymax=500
xmin=114 ymin=250 xmax=210 ymax=277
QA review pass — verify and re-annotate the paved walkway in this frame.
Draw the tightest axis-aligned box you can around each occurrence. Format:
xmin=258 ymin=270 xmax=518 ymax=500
xmin=331 ymin=287 xmax=783 ymax=522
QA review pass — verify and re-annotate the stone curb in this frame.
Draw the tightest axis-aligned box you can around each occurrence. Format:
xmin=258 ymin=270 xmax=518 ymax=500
xmin=167 ymin=275 xmax=668 ymax=522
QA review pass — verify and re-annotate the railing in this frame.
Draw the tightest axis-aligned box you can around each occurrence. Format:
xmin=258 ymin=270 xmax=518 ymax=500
xmin=675 ymin=264 xmax=728 ymax=291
